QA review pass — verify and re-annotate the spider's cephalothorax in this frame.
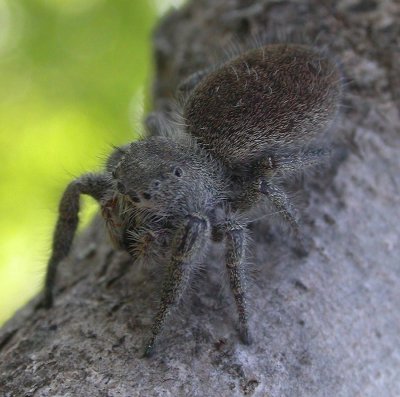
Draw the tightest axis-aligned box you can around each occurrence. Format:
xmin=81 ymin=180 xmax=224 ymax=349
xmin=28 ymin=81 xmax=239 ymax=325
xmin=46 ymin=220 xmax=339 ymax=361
xmin=101 ymin=136 xmax=227 ymax=263
xmin=43 ymin=43 xmax=342 ymax=356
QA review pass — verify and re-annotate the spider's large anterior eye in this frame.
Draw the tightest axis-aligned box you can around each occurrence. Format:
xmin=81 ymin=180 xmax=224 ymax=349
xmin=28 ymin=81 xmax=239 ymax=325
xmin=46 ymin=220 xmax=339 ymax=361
xmin=173 ymin=167 xmax=184 ymax=177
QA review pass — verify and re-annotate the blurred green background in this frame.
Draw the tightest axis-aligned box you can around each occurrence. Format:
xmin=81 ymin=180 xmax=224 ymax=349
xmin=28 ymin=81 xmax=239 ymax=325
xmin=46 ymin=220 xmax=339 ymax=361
xmin=0 ymin=0 xmax=184 ymax=325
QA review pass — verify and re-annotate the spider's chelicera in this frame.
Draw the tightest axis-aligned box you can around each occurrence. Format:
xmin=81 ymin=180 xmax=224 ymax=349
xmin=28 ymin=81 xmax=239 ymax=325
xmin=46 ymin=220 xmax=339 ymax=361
xmin=43 ymin=43 xmax=342 ymax=356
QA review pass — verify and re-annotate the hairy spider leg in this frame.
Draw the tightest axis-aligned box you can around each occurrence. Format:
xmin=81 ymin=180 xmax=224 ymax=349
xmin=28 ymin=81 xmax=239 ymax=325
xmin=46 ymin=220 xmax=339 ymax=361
xmin=259 ymin=179 xmax=299 ymax=234
xmin=143 ymin=213 xmax=210 ymax=357
xmin=223 ymin=219 xmax=252 ymax=345
xmin=257 ymin=148 xmax=330 ymax=232
xmin=178 ymin=67 xmax=214 ymax=93
xmin=43 ymin=173 xmax=111 ymax=308
xmin=267 ymin=148 xmax=331 ymax=176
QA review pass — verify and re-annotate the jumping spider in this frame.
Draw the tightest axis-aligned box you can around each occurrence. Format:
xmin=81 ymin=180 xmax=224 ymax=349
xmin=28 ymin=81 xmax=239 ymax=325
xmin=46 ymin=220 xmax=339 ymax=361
xmin=43 ymin=43 xmax=342 ymax=356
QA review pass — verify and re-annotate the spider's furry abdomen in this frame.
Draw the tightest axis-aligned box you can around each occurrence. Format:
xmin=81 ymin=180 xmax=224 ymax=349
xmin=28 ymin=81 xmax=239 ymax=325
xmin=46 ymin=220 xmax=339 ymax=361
xmin=184 ymin=44 xmax=342 ymax=168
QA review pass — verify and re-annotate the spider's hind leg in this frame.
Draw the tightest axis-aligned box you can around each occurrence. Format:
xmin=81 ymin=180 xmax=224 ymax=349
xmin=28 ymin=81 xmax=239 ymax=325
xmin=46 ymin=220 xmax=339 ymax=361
xmin=178 ymin=67 xmax=214 ymax=94
xmin=259 ymin=179 xmax=300 ymax=235
xmin=144 ymin=112 xmax=171 ymax=137
xmin=257 ymin=148 xmax=330 ymax=233
xmin=268 ymin=148 xmax=331 ymax=176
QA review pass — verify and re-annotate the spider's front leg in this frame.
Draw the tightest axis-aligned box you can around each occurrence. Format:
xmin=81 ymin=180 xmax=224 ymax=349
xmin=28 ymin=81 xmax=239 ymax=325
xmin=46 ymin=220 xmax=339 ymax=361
xmin=143 ymin=213 xmax=210 ymax=357
xmin=43 ymin=173 xmax=111 ymax=308
xmin=222 ymin=218 xmax=252 ymax=345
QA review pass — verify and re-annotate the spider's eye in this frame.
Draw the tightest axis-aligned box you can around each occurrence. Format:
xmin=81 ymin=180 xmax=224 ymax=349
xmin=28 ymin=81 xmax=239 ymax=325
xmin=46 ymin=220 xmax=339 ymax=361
xmin=128 ymin=190 xmax=141 ymax=203
xmin=117 ymin=182 xmax=126 ymax=194
xmin=173 ymin=167 xmax=184 ymax=177
xmin=143 ymin=192 xmax=151 ymax=200
xmin=152 ymin=180 xmax=161 ymax=190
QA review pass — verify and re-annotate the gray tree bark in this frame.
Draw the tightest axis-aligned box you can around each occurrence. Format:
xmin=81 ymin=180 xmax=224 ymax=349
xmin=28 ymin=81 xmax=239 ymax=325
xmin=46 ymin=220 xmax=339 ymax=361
xmin=1 ymin=0 xmax=399 ymax=396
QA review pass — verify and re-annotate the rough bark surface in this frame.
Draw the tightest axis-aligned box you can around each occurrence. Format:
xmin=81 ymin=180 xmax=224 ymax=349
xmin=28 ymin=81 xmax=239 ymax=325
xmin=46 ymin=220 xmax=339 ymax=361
xmin=1 ymin=1 xmax=399 ymax=396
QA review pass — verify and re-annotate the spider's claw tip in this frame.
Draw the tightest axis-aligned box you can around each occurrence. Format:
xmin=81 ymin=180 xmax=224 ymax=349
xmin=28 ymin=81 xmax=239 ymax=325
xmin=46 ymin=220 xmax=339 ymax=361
xmin=142 ymin=342 xmax=155 ymax=358
xmin=40 ymin=292 xmax=54 ymax=310
xmin=239 ymin=328 xmax=253 ymax=346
